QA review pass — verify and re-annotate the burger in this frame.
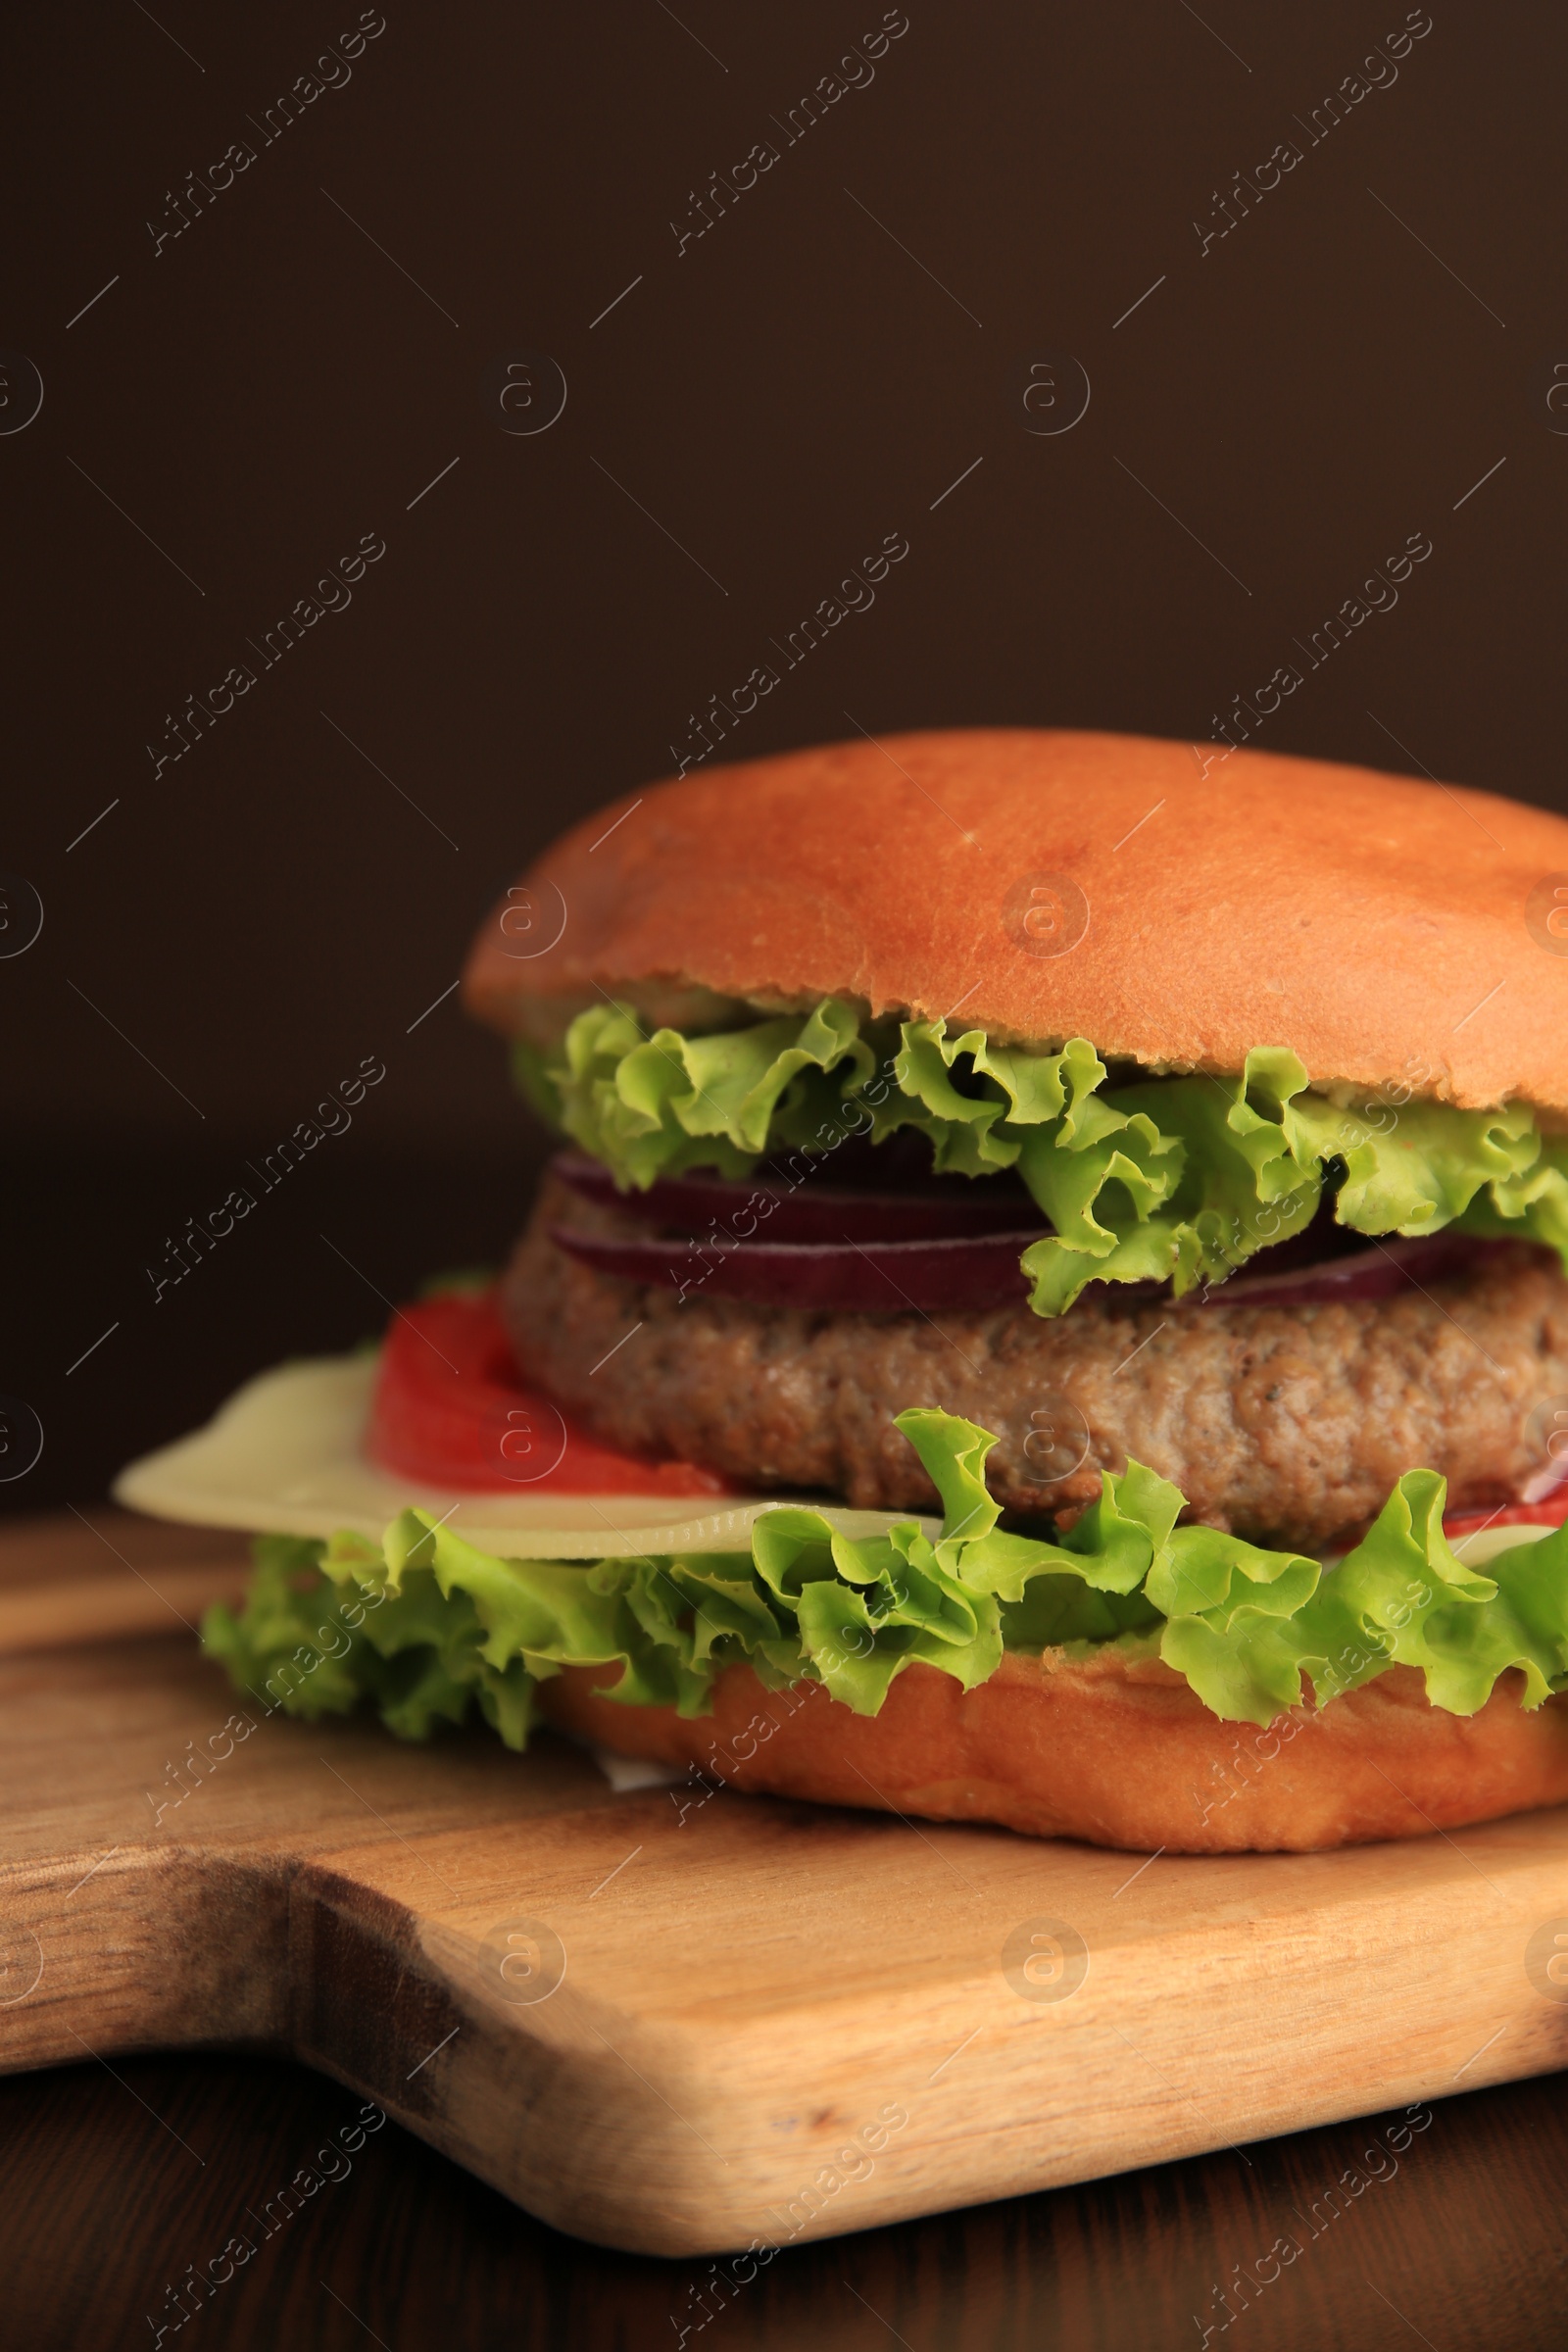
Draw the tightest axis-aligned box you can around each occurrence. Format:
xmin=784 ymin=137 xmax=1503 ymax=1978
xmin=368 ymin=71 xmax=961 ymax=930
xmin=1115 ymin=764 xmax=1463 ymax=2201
xmin=119 ymin=728 xmax=1568 ymax=1853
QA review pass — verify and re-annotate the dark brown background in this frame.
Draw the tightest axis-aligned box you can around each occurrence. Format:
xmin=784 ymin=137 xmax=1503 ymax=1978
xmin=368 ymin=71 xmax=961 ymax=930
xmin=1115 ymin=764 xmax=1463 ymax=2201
xmin=7 ymin=0 xmax=1566 ymax=1512
xmin=5 ymin=3 xmax=1567 ymax=2343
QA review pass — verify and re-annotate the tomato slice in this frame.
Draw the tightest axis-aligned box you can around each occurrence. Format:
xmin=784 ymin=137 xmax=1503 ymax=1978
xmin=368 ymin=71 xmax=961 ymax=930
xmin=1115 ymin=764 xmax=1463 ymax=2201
xmin=366 ymin=1288 xmax=735 ymax=1497
xmin=1444 ymin=1494 xmax=1568 ymax=1541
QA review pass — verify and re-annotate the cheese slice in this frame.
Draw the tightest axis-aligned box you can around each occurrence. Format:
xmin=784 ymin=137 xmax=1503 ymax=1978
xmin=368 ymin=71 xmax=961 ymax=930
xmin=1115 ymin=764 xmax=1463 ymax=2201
xmin=114 ymin=1351 xmax=937 ymax=1560
xmin=1449 ymin=1518 xmax=1567 ymax=1569
xmin=115 ymin=1342 xmax=1560 ymax=1687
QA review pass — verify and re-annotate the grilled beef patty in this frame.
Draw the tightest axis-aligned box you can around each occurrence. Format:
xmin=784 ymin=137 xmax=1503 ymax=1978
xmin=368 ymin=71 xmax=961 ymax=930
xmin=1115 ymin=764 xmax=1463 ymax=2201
xmin=500 ymin=1172 xmax=1568 ymax=1550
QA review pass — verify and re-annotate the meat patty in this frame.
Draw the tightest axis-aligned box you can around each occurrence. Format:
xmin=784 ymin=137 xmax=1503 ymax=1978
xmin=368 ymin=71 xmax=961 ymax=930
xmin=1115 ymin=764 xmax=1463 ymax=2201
xmin=500 ymin=1172 xmax=1568 ymax=1551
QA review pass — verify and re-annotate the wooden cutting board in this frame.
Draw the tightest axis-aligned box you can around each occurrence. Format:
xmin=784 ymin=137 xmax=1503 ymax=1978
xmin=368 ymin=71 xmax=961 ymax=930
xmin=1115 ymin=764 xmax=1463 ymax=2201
xmin=6 ymin=1508 xmax=1568 ymax=2258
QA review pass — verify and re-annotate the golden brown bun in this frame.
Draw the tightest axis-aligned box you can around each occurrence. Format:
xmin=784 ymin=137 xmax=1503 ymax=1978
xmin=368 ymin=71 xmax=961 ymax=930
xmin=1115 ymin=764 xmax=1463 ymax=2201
xmin=536 ymin=1649 xmax=1568 ymax=1853
xmin=463 ymin=728 xmax=1568 ymax=1112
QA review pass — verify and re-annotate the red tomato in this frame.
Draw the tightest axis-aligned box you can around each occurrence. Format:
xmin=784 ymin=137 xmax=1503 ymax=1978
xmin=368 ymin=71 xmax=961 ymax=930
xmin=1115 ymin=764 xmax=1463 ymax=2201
xmin=1444 ymin=1494 xmax=1568 ymax=1542
xmin=366 ymin=1288 xmax=734 ymax=1497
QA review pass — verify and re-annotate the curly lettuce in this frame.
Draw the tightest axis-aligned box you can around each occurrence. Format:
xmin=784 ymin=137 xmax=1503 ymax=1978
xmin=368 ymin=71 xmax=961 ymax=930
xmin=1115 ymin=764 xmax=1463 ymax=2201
xmin=203 ymin=1408 xmax=1568 ymax=1740
xmin=526 ymin=1000 xmax=1568 ymax=1315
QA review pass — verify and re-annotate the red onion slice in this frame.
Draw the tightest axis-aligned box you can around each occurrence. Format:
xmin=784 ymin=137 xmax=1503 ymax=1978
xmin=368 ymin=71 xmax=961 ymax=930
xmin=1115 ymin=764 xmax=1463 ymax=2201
xmin=552 ymin=1152 xmax=1530 ymax=1316
xmin=551 ymin=1151 xmax=1040 ymax=1245
xmin=1188 ymin=1229 xmax=1518 ymax=1311
xmin=549 ymin=1222 xmax=1041 ymax=1312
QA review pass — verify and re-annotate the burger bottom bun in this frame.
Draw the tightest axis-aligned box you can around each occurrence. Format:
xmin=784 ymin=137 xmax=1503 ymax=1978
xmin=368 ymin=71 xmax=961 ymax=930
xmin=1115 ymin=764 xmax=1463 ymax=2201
xmin=535 ymin=1647 xmax=1568 ymax=1853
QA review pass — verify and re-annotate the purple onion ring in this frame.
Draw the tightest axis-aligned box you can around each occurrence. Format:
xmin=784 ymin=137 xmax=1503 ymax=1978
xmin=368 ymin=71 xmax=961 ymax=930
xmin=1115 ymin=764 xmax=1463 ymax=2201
xmin=550 ymin=1153 xmax=1524 ymax=1316
xmin=551 ymin=1151 xmax=1040 ymax=1245
xmin=549 ymin=1222 xmax=1043 ymax=1312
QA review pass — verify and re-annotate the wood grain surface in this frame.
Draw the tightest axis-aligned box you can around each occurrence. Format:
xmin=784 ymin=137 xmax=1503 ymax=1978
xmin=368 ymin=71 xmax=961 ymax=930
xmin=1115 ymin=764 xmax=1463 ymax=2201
xmin=6 ymin=2048 xmax=1568 ymax=2350
xmin=7 ymin=1510 xmax=1568 ymax=2277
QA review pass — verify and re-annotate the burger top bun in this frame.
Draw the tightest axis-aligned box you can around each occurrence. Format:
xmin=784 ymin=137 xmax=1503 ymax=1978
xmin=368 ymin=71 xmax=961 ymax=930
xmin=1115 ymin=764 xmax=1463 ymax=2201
xmin=463 ymin=728 xmax=1568 ymax=1114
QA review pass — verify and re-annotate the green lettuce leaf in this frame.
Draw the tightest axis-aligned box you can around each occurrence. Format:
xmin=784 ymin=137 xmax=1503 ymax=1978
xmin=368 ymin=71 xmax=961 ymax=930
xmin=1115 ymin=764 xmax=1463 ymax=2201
xmin=548 ymin=999 xmax=873 ymax=1189
xmin=203 ymin=1410 xmax=1568 ymax=1750
xmin=539 ymin=1002 xmax=1568 ymax=1314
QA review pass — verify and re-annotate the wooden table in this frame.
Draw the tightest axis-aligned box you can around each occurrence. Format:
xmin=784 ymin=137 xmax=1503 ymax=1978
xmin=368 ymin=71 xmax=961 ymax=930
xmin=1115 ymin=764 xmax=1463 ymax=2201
xmin=3 ymin=2046 xmax=1563 ymax=2348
